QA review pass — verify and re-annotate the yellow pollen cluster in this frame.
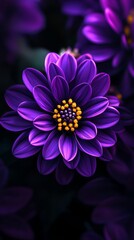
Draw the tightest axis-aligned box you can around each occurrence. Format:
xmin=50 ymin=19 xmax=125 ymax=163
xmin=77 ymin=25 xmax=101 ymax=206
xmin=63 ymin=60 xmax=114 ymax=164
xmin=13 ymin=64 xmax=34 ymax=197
xmin=52 ymin=99 xmax=82 ymax=132
xmin=124 ymin=10 xmax=134 ymax=45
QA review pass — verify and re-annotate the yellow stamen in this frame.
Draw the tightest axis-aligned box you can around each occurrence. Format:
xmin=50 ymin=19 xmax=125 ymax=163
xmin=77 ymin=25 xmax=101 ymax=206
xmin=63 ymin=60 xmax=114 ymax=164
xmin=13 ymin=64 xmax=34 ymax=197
xmin=71 ymin=127 xmax=75 ymax=132
xmin=127 ymin=15 xmax=134 ymax=24
xmin=73 ymin=108 xmax=77 ymax=112
xmin=58 ymin=123 xmax=62 ymax=127
xmin=72 ymin=102 xmax=77 ymax=108
xmin=61 ymin=106 xmax=65 ymax=110
xmin=53 ymin=114 xmax=57 ymax=119
xmin=54 ymin=109 xmax=58 ymax=113
xmin=68 ymin=98 xmax=73 ymax=104
xmin=76 ymin=107 xmax=81 ymax=111
xmin=65 ymin=126 xmax=70 ymax=131
xmin=74 ymin=123 xmax=79 ymax=128
xmin=69 ymin=123 xmax=73 ymax=128
xmin=62 ymin=100 xmax=66 ymax=104
xmin=74 ymin=119 xmax=78 ymax=124
xmin=57 ymin=105 xmax=61 ymax=109
xmin=64 ymin=104 xmax=69 ymax=108
xmin=63 ymin=122 xmax=67 ymax=126
xmin=76 ymin=110 xmax=82 ymax=116
xmin=57 ymin=118 xmax=62 ymax=122
xmin=77 ymin=116 xmax=82 ymax=120
xmin=58 ymin=127 xmax=62 ymax=131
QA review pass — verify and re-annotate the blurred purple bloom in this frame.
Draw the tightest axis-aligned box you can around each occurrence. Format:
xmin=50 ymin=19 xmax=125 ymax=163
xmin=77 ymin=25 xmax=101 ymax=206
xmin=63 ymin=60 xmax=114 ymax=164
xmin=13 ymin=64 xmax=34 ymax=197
xmin=0 ymin=159 xmax=34 ymax=239
xmin=76 ymin=0 xmax=134 ymax=97
xmin=0 ymin=52 xmax=121 ymax=184
xmin=0 ymin=0 xmax=44 ymax=62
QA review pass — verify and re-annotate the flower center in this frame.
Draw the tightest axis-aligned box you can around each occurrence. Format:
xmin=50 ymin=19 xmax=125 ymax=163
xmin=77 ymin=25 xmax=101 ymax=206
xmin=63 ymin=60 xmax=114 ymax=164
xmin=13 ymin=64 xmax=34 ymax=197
xmin=124 ymin=10 xmax=134 ymax=45
xmin=53 ymin=99 xmax=82 ymax=132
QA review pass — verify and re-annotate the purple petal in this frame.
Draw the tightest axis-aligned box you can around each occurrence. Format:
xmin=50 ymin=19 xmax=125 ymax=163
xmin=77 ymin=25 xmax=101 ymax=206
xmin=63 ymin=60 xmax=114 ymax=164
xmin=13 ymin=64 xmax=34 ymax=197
xmin=107 ymin=96 xmax=120 ymax=107
xmin=0 ymin=111 xmax=32 ymax=131
xmin=37 ymin=154 xmax=58 ymax=175
xmin=79 ymin=178 xmax=120 ymax=205
xmin=0 ymin=187 xmax=32 ymax=214
xmin=63 ymin=151 xmax=80 ymax=169
xmin=77 ymin=53 xmax=92 ymax=66
xmin=5 ymin=85 xmax=32 ymax=111
xmin=92 ymin=197 xmax=129 ymax=224
xmin=18 ymin=101 xmax=43 ymax=121
xmin=100 ymin=0 xmax=120 ymax=15
xmin=56 ymin=161 xmax=74 ymax=185
xmin=91 ymin=73 xmax=110 ymax=97
xmin=76 ymin=153 xmax=96 ymax=177
xmin=23 ymin=68 xmax=49 ymax=93
xmin=87 ymin=45 xmax=116 ymax=62
xmin=33 ymin=85 xmax=54 ymax=112
xmin=0 ymin=215 xmax=34 ymax=240
xmin=33 ymin=114 xmax=55 ymax=131
xmin=104 ymin=224 xmax=128 ymax=240
xmin=59 ymin=134 xmax=77 ymax=161
xmin=83 ymin=24 xmax=113 ymax=44
xmin=51 ymin=76 xmax=69 ymax=102
xmin=57 ymin=53 xmax=77 ymax=82
xmin=42 ymin=130 xmax=60 ymax=160
xmin=29 ymin=128 xmax=49 ymax=146
xmin=97 ymin=130 xmax=117 ymax=147
xmin=76 ymin=121 xmax=97 ymax=140
xmin=100 ymin=147 xmax=114 ymax=161
xmin=48 ymin=63 xmax=65 ymax=81
xmin=77 ymin=138 xmax=103 ymax=157
xmin=84 ymin=97 xmax=109 ymax=118
xmin=70 ymin=83 xmax=92 ymax=106
xmin=44 ymin=52 xmax=60 ymax=75
xmin=76 ymin=59 xmax=97 ymax=84
xmin=12 ymin=132 xmax=40 ymax=158
xmin=105 ymin=8 xmax=123 ymax=34
xmin=92 ymin=107 xmax=120 ymax=128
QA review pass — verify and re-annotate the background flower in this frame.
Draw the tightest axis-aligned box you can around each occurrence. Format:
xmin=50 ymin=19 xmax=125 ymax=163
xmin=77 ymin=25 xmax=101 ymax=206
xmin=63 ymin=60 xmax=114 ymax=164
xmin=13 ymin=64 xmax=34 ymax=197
xmin=76 ymin=0 xmax=134 ymax=97
xmin=0 ymin=0 xmax=44 ymax=63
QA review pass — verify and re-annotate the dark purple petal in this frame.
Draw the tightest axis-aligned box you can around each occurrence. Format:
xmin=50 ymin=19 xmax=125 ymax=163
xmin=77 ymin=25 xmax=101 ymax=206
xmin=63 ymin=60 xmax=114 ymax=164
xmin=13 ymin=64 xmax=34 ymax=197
xmin=59 ymin=134 xmax=77 ymax=161
xmin=5 ymin=85 xmax=32 ymax=111
xmin=87 ymin=45 xmax=116 ymax=62
xmin=91 ymin=73 xmax=110 ymax=97
xmin=48 ymin=63 xmax=65 ymax=81
xmin=77 ymin=138 xmax=103 ymax=157
xmin=12 ymin=132 xmax=40 ymax=158
xmin=23 ymin=68 xmax=48 ymax=93
xmin=0 ymin=111 xmax=32 ymax=131
xmin=97 ymin=130 xmax=117 ymax=147
xmin=92 ymin=197 xmax=130 ymax=224
xmin=100 ymin=147 xmax=114 ymax=161
xmin=37 ymin=154 xmax=58 ymax=175
xmin=51 ymin=76 xmax=69 ymax=102
xmin=107 ymin=96 xmax=120 ymax=107
xmin=70 ymin=83 xmax=92 ymax=106
xmin=29 ymin=128 xmax=49 ymax=146
xmin=76 ymin=59 xmax=97 ymax=84
xmin=33 ymin=114 xmax=55 ymax=131
xmin=0 ymin=215 xmax=34 ymax=240
xmin=100 ymin=0 xmax=120 ymax=12
xmin=33 ymin=85 xmax=54 ymax=112
xmin=56 ymin=161 xmax=74 ymax=185
xmin=76 ymin=121 xmax=97 ymax=140
xmin=77 ymin=53 xmax=92 ymax=66
xmin=105 ymin=8 xmax=123 ymax=34
xmin=104 ymin=224 xmax=128 ymax=240
xmin=92 ymin=107 xmax=120 ymax=128
xmin=18 ymin=101 xmax=43 ymax=121
xmin=84 ymin=97 xmax=109 ymax=118
xmin=42 ymin=130 xmax=60 ymax=160
xmin=79 ymin=178 xmax=120 ymax=205
xmin=57 ymin=53 xmax=77 ymax=82
xmin=76 ymin=153 xmax=96 ymax=177
xmin=0 ymin=187 xmax=32 ymax=214
xmin=44 ymin=52 xmax=60 ymax=75
xmin=63 ymin=151 xmax=80 ymax=169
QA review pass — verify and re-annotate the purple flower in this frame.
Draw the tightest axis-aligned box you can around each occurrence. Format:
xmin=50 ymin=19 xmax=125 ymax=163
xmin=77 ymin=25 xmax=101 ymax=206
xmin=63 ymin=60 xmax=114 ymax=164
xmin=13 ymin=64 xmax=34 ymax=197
xmin=0 ymin=159 xmax=34 ymax=239
xmin=79 ymin=176 xmax=134 ymax=240
xmin=76 ymin=0 xmax=134 ymax=97
xmin=0 ymin=52 xmax=120 ymax=185
xmin=0 ymin=0 xmax=44 ymax=62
